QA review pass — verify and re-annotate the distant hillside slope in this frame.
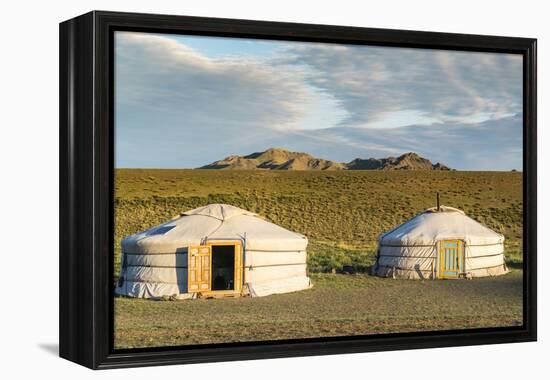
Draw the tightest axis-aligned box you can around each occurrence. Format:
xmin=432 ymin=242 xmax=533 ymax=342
xmin=346 ymin=152 xmax=451 ymax=171
xmin=200 ymin=148 xmax=345 ymax=170
xmin=199 ymin=148 xmax=450 ymax=171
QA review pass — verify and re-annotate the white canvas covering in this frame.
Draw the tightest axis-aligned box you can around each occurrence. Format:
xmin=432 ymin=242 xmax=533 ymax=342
xmin=115 ymin=204 xmax=311 ymax=298
xmin=374 ymin=206 xmax=509 ymax=279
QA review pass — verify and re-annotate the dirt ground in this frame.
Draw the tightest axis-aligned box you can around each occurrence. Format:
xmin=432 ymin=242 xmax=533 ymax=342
xmin=114 ymin=271 xmax=523 ymax=349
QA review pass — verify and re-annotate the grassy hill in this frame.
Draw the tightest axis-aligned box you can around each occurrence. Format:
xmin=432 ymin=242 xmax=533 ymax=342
xmin=200 ymin=147 xmax=346 ymax=170
xmin=114 ymin=169 xmax=523 ymax=276
xmin=199 ymin=148 xmax=450 ymax=171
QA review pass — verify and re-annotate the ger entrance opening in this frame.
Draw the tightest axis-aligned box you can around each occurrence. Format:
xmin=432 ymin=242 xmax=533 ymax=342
xmin=211 ymin=245 xmax=235 ymax=291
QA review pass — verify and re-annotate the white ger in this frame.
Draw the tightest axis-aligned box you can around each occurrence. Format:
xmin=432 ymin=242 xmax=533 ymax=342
xmin=373 ymin=206 xmax=509 ymax=279
xmin=115 ymin=204 xmax=311 ymax=299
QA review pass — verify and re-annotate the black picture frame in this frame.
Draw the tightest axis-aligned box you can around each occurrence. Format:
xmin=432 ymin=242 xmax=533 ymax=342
xmin=59 ymin=10 xmax=537 ymax=369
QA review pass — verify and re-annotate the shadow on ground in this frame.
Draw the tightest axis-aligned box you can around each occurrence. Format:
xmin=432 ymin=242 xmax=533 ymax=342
xmin=38 ymin=343 xmax=58 ymax=356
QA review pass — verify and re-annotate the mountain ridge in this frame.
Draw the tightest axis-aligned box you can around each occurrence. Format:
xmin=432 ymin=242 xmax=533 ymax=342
xmin=199 ymin=148 xmax=451 ymax=171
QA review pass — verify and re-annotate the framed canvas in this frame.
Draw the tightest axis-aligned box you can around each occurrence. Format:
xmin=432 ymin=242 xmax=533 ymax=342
xmin=59 ymin=11 xmax=537 ymax=369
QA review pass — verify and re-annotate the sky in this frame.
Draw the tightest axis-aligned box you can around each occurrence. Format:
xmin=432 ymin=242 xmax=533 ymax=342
xmin=114 ymin=31 xmax=523 ymax=170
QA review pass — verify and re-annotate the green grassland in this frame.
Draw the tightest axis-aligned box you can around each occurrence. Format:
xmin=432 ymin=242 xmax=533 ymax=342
xmin=115 ymin=170 xmax=523 ymax=275
xmin=114 ymin=169 xmax=523 ymax=348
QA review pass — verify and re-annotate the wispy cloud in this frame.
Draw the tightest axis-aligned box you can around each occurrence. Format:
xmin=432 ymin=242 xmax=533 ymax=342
xmin=116 ymin=32 xmax=314 ymax=131
xmin=115 ymin=32 xmax=321 ymax=167
xmin=321 ymin=114 xmax=523 ymax=170
xmin=278 ymin=43 xmax=522 ymax=127
xmin=115 ymin=32 xmax=523 ymax=170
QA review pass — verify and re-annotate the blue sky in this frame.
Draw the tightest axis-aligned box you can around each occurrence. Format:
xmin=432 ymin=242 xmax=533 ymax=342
xmin=115 ymin=31 xmax=523 ymax=170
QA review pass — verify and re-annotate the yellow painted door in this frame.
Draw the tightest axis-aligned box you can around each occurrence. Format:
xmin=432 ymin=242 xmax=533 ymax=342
xmin=188 ymin=245 xmax=211 ymax=292
xmin=438 ymin=240 xmax=464 ymax=279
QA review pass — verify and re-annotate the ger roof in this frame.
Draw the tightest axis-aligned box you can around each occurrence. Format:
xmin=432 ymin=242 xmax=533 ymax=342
xmin=122 ymin=204 xmax=307 ymax=253
xmin=379 ymin=205 xmax=504 ymax=246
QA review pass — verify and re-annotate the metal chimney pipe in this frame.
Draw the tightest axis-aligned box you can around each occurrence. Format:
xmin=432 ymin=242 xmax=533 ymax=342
xmin=436 ymin=192 xmax=441 ymax=211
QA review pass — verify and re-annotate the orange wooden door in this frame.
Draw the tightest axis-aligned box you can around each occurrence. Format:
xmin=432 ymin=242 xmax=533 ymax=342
xmin=188 ymin=245 xmax=211 ymax=292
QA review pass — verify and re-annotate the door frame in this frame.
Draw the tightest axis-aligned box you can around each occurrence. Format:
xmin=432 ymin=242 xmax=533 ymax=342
xmin=436 ymin=239 xmax=465 ymax=279
xmin=188 ymin=240 xmax=244 ymax=297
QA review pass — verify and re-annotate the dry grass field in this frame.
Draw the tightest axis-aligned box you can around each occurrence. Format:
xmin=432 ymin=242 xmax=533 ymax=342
xmin=115 ymin=272 xmax=523 ymax=348
xmin=114 ymin=169 xmax=523 ymax=349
